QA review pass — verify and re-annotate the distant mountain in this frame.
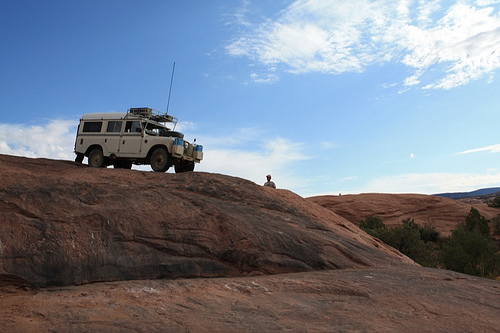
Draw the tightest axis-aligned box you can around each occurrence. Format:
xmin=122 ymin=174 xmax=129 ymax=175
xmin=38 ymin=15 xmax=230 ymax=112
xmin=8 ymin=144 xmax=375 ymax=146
xmin=434 ymin=187 xmax=500 ymax=200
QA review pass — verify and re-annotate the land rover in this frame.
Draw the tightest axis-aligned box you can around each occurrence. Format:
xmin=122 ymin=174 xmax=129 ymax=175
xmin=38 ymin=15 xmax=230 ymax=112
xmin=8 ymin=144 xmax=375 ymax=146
xmin=74 ymin=107 xmax=203 ymax=173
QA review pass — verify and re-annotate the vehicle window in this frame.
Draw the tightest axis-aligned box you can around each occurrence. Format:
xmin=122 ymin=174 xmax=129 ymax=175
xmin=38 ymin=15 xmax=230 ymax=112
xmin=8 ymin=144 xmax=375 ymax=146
xmin=125 ymin=121 xmax=142 ymax=133
xmin=145 ymin=122 xmax=161 ymax=135
xmin=82 ymin=121 xmax=102 ymax=133
xmin=106 ymin=121 xmax=122 ymax=133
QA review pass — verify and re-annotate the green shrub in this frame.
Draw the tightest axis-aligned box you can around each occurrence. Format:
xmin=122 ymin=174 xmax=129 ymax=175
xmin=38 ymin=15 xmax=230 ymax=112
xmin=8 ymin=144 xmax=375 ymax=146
xmin=361 ymin=217 xmax=437 ymax=267
xmin=488 ymin=195 xmax=500 ymax=208
xmin=465 ymin=207 xmax=490 ymax=236
xmin=440 ymin=224 xmax=499 ymax=277
xmin=492 ymin=215 xmax=500 ymax=236
xmin=382 ymin=221 xmax=437 ymax=267
xmin=400 ymin=218 xmax=440 ymax=242
xmin=359 ymin=209 xmax=499 ymax=278
xmin=359 ymin=216 xmax=386 ymax=230
xmin=419 ymin=223 xmax=440 ymax=242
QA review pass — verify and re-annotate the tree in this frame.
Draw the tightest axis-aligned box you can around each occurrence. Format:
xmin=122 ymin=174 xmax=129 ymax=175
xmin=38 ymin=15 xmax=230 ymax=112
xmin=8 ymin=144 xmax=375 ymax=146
xmin=465 ymin=207 xmax=490 ymax=236
xmin=440 ymin=223 xmax=498 ymax=277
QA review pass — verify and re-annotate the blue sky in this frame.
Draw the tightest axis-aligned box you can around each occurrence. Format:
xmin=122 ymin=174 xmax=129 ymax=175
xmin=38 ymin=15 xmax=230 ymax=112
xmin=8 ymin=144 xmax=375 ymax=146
xmin=1 ymin=0 xmax=500 ymax=197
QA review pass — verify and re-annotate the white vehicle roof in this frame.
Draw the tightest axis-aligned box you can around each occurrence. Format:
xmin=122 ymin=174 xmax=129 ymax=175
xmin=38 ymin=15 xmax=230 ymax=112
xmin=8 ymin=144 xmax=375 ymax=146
xmin=80 ymin=109 xmax=177 ymax=127
xmin=81 ymin=112 xmax=127 ymax=120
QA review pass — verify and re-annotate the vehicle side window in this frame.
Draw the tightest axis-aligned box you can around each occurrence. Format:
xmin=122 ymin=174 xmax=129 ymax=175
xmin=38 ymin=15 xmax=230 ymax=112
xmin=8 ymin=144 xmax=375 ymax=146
xmin=82 ymin=121 xmax=102 ymax=133
xmin=125 ymin=121 xmax=142 ymax=133
xmin=106 ymin=121 xmax=122 ymax=133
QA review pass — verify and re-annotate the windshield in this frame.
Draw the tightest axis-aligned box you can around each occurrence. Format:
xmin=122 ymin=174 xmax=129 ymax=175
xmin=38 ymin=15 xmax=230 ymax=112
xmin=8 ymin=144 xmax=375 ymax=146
xmin=144 ymin=121 xmax=171 ymax=136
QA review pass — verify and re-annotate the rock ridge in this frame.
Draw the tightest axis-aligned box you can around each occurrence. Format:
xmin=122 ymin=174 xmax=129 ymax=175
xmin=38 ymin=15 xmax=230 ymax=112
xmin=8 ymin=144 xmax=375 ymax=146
xmin=0 ymin=154 xmax=412 ymax=287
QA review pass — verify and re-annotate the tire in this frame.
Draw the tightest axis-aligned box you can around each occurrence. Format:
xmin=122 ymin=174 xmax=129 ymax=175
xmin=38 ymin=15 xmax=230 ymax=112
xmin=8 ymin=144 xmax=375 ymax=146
xmin=150 ymin=148 xmax=170 ymax=172
xmin=175 ymin=161 xmax=195 ymax=173
xmin=88 ymin=148 xmax=106 ymax=168
xmin=163 ymin=131 xmax=184 ymax=139
xmin=75 ymin=153 xmax=84 ymax=163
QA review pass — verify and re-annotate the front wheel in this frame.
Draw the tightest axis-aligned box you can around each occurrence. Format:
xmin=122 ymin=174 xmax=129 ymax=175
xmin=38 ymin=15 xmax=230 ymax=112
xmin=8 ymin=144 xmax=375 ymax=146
xmin=88 ymin=148 xmax=106 ymax=168
xmin=150 ymin=148 xmax=170 ymax=172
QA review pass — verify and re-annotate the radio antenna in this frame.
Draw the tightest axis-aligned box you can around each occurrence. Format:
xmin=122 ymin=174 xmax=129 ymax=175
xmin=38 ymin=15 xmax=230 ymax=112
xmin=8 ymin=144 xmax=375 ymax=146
xmin=166 ymin=62 xmax=176 ymax=114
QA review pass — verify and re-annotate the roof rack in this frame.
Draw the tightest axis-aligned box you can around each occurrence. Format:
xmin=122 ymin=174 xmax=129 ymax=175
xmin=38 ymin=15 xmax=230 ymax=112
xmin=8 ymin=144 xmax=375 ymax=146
xmin=127 ymin=107 xmax=178 ymax=125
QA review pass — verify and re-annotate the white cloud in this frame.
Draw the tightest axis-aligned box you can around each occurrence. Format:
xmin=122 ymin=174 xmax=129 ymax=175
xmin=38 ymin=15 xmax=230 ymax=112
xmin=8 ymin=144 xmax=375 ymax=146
xmin=227 ymin=0 xmax=500 ymax=89
xmin=250 ymin=72 xmax=279 ymax=83
xmin=356 ymin=171 xmax=500 ymax=194
xmin=477 ymin=0 xmax=500 ymax=6
xmin=0 ymin=120 xmax=77 ymax=160
xmin=457 ymin=143 xmax=500 ymax=154
xmin=197 ymin=132 xmax=310 ymax=190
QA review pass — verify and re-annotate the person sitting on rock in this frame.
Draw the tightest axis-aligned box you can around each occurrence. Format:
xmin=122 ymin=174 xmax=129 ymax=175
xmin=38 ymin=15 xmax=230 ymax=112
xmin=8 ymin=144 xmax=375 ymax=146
xmin=264 ymin=174 xmax=276 ymax=189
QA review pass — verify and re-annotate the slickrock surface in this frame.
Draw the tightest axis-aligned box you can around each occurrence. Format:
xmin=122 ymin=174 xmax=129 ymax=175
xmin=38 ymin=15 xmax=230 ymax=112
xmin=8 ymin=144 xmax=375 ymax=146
xmin=1 ymin=266 xmax=499 ymax=332
xmin=1 ymin=154 xmax=499 ymax=332
xmin=308 ymin=193 xmax=500 ymax=236
xmin=0 ymin=154 xmax=410 ymax=288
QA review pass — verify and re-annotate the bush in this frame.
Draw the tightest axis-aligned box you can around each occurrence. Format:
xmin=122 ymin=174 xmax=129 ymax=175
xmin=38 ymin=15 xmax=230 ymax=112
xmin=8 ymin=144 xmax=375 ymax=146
xmin=492 ymin=215 xmax=500 ymax=236
xmin=361 ymin=217 xmax=437 ymax=267
xmin=382 ymin=220 xmax=437 ymax=267
xmin=488 ymin=195 xmax=500 ymax=208
xmin=359 ymin=210 xmax=500 ymax=278
xmin=401 ymin=218 xmax=440 ymax=243
xmin=465 ymin=207 xmax=490 ymax=236
xmin=359 ymin=216 xmax=386 ymax=230
xmin=420 ymin=223 xmax=440 ymax=242
xmin=440 ymin=224 xmax=499 ymax=277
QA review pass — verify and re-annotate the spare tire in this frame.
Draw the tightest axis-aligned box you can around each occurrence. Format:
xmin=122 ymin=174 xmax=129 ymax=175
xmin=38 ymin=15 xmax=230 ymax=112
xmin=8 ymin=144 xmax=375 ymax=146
xmin=163 ymin=131 xmax=184 ymax=139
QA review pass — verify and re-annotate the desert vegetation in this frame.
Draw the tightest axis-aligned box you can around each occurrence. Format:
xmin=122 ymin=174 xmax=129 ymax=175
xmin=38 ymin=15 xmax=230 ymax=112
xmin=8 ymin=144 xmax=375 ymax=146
xmin=360 ymin=208 xmax=500 ymax=279
xmin=488 ymin=194 xmax=500 ymax=208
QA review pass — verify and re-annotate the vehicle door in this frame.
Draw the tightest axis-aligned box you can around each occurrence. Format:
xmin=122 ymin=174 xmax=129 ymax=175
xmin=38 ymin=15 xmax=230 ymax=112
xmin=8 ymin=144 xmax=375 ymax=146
xmin=119 ymin=120 xmax=143 ymax=156
xmin=103 ymin=120 xmax=123 ymax=155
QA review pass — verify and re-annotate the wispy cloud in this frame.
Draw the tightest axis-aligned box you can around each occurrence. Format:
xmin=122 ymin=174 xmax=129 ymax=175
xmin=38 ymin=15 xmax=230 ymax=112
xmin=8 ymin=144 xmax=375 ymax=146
xmin=355 ymin=170 xmax=500 ymax=194
xmin=227 ymin=0 xmax=500 ymax=89
xmin=457 ymin=143 xmax=500 ymax=154
xmin=197 ymin=131 xmax=310 ymax=189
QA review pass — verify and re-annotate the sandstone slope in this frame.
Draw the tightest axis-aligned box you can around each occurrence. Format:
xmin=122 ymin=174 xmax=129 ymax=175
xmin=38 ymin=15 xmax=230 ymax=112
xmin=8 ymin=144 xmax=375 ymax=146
xmin=0 ymin=154 xmax=411 ymax=288
xmin=1 ymin=266 xmax=499 ymax=332
xmin=1 ymin=155 xmax=500 ymax=332
xmin=308 ymin=193 xmax=500 ymax=236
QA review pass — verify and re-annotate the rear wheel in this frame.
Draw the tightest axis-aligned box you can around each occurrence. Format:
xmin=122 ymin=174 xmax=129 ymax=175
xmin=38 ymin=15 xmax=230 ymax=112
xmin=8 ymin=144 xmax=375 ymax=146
xmin=150 ymin=148 xmax=170 ymax=172
xmin=75 ymin=153 xmax=84 ymax=163
xmin=88 ymin=148 xmax=106 ymax=168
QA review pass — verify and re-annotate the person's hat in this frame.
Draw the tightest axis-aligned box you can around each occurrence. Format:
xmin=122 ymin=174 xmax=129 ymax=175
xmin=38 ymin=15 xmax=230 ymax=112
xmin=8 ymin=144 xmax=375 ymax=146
xmin=266 ymin=174 xmax=271 ymax=178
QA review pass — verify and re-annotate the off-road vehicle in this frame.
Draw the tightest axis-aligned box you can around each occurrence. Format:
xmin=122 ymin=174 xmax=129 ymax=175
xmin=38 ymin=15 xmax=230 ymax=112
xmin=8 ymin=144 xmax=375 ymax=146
xmin=74 ymin=107 xmax=203 ymax=172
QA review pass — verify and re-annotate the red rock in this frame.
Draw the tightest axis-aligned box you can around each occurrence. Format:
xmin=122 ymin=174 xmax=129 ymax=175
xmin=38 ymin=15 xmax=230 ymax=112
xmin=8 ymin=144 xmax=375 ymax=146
xmin=1 ymin=155 xmax=499 ymax=332
xmin=0 ymin=154 xmax=411 ymax=287
xmin=308 ymin=193 xmax=500 ymax=236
